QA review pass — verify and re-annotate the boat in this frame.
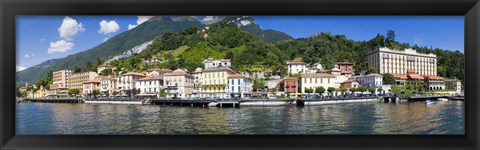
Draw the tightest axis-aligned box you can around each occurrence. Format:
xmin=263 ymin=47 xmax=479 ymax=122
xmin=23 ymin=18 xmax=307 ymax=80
xmin=438 ymin=98 xmax=448 ymax=101
xmin=425 ymin=100 xmax=437 ymax=105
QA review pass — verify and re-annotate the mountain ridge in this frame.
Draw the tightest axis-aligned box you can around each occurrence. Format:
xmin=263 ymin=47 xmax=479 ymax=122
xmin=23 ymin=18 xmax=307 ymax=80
xmin=16 ymin=16 xmax=295 ymax=84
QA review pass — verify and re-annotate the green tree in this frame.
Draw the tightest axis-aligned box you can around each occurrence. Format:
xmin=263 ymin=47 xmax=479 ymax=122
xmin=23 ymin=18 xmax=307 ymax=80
xmin=339 ymin=87 xmax=348 ymax=96
xmin=327 ymin=87 xmax=336 ymax=96
xmin=68 ymin=89 xmax=80 ymax=97
xmin=367 ymin=67 xmax=378 ymax=74
xmin=16 ymin=87 xmax=21 ymax=97
xmin=357 ymin=86 xmax=367 ymax=95
xmin=349 ymin=87 xmax=356 ymax=94
xmin=100 ymin=69 xmax=112 ymax=76
xmin=252 ymin=78 xmax=266 ymax=92
xmin=305 ymin=88 xmax=314 ymax=98
xmin=73 ymin=65 xmax=82 ymax=73
xmin=160 ymin=89 xmax=167 ymax=98
xmin=270 ymin=88 xmax=277 ymax=95
xmin=96 ymin=57 xmax=104 ymax=66
xmin=92 ymin=89 xmax=100 ymax=99
xmin=378 ymin=87 xmax=384 ymax=95
xmin=315 ymin=86 xmax=325 ymax=95
xmin=383 ymin=73 xmax=396 ymax=85
xmin=368 ymin=87 xmax=376 ymax=95
xmin=385 ymin=30 xmax=395 ymax=43
xmin=183 ymin=26 xmax=200 ymax=35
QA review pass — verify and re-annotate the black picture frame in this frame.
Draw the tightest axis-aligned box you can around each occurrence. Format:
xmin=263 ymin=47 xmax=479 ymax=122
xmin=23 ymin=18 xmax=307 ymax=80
xmin=1 ymin=0 xmax=479 ymax=149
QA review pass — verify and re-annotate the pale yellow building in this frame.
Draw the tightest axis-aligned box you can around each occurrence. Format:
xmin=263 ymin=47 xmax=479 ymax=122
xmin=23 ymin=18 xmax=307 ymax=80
xmin=300 ymin=73 xmax=337 ymax=94
xmin=33 ymin=86 xmax=47 ymax=98
xmin=163 ymin=69 xmax=195 ymax=99
xmin=367 ymin=47 xmax=437 ymax=76
xmin=200 ymin=66 xmax=236 ymax=98
xmin=68 ymin=72 xmax=99 ymax=90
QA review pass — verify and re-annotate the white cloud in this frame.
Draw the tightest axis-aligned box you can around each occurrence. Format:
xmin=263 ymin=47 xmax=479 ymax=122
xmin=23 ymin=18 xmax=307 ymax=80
xmin=31 ymin=53 xmax=35 ymax=56
xmin=40 ymin=38 xmax=46 ymax=42
xmin=48 ymin=40 xmax=74 ymax=54
xmin=16 ymin=65 xmax=26 ymax=72
xmin=25 ymin=54 xmax=30 ymax=58
xmin=127 ymin=24 xmax=137 ymax=30
xmin=203 ymin=16 xmax=219 ymax=21
xmin=127 ymin=16 xmax=153 ymax=30
xmin=58 ymin=16 xmax=85 ymax=40
xmin=137 ymin=16 xmax=153 ymax=25
xmin=103 ymin=37 xmax=110 ymax=42
xmin=98 ymin=20 xmax=120 ymax=34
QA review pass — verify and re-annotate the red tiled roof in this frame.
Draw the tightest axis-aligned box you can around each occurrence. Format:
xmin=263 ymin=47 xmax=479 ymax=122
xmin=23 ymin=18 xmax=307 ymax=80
xmin=424 ymin=75 xmax=444 ymax=80
xmin=165 ymin=70 xmax=189 ymax=76
xmin=147 ymin=68 xmax=173 ymax=73
xmin=123 ymin=72 xmax=145 ymax=76
xmin=83 ymin=79 xmax=101 ymax=84
xmin=409 ymin=74 xmax=424 ymax=80
xmin=138 ymin=76 xmax=163 ymax=81
xmin=228 ymin=73 xmax=245 ymax=78
xmin=393 ymin=74 xmax=408 ymax=80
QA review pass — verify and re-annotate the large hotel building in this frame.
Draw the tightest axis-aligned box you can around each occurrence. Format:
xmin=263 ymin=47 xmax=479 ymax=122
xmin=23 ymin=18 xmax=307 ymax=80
xmin=367 ymin=47 xmax=437 ymax=76
xmin=52 ymin=70 xmax=71 ymax=89
xmin=68 ymin=72 xmax=99 ymax=89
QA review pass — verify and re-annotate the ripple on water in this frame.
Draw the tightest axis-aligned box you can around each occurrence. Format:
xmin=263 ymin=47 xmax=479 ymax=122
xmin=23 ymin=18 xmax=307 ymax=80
xmin=16 ymin=101 xmax=465 ymax=135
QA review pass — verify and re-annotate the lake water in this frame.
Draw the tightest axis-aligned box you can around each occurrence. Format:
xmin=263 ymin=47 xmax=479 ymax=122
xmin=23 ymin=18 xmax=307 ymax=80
xmin=16 ymin=101 xmax=464 ymax=135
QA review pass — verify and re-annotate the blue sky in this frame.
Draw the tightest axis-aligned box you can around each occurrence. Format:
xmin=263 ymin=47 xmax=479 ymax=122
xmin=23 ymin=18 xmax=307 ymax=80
xmin=16 ymin=16 xmax=464 ymax=71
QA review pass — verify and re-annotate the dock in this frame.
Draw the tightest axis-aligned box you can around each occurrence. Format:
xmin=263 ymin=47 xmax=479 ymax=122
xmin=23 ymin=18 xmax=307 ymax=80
xmin=28 ymin=98 xmax=82 ymax=103
xmin=408 ymin=96 xmax=464 ymax=101
xmin=297 ymin=97 xmax=380 ymax=106
xmin=150 ymin=99 xmax=215 ymax=107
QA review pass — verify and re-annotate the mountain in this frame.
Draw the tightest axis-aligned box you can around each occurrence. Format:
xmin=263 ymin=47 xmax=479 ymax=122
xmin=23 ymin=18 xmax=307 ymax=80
xmin=16 ymin=16 xmax=294 ymax=84
xmin=220 ymin=16 xmax=294 ymax=43
xmin=16 ymin=59 xmax=61 ymax=85
xmin=16 ymin=16 xmax=206 ymax=84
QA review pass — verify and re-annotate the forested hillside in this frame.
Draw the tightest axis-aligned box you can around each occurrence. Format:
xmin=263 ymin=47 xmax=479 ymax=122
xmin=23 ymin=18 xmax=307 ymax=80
xmin=16 ymin=16 xmax=294 ymax=84
xmin=19 ymin=16 xmax=464 ymax=89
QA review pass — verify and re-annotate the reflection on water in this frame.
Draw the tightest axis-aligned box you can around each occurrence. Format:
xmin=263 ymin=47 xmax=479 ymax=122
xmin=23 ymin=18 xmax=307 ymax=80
xmin=16 ymin=101 xmax=464 ymax=135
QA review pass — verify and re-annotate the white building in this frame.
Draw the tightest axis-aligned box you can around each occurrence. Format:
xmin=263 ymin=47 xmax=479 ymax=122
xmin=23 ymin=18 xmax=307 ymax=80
xmin=353 ymin=74 xmax=383 ymax=88
xmin=367 ymin=47 xmax=437 ymax=76
xmin=135 ymin=76 xmax=164 ymax=98
xmin=97 ymin=64 xmax=113 ymax=74
xmin=227 ymin=73 xmax=253 ymax=98
xmin=191 ymin=67 xmax=204 ymax=95
xmin=202 ymin=58 xmax=231 ymax=68
xmin=99 ymin=76 xmax=116 ymax=97
xmin=444 ymin=79 xmax=462 ymax=93
xmin=163 ymin=69 xmax=195 ymax=99
xmin=146 ymin=68 xmax=173 ymax=76
xmin=287 ymin=61 xmax=308 ymax=74
xmin=117 ymin=72 xmax=145 ymax=96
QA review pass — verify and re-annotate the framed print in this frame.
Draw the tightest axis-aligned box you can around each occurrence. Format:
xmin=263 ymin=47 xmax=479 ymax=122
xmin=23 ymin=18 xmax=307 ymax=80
xmin=1 ymin=0 xmax=479 ymax=149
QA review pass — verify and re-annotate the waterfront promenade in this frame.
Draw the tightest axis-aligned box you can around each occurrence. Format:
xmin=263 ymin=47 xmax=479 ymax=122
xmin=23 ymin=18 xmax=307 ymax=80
xmin=22 ymin=94 xmax=464 ymax=108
